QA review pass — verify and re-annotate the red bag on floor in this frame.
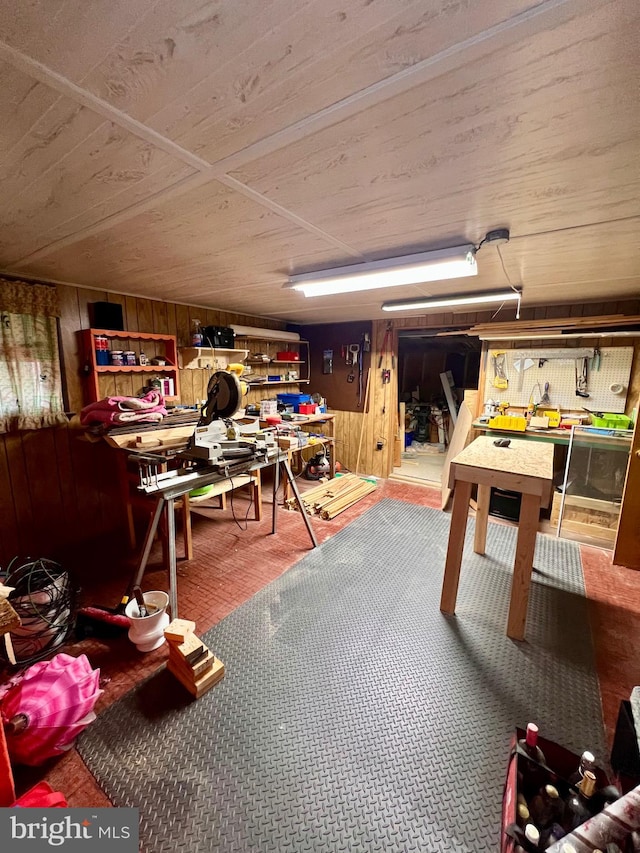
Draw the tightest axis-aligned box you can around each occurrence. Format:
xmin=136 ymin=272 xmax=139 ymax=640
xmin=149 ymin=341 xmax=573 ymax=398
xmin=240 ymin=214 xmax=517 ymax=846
xmin=1 ymin=720 xmax=67 ymax=807
xmin=13 ymin=781 xmax=67 ymax=808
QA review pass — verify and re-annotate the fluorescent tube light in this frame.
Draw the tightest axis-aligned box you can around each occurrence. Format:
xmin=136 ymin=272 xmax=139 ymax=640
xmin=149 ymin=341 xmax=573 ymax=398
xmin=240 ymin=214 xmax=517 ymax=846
xmin=285 ymin=246 xmax=477 ymax=297
xmin=381 ymin=290 xmax=521 ymax=312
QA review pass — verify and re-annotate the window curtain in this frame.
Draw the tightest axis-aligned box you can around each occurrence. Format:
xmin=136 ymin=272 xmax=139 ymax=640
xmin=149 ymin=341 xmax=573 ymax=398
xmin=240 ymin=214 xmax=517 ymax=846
xmin=0 ymin=279 xmax=67 ymax=433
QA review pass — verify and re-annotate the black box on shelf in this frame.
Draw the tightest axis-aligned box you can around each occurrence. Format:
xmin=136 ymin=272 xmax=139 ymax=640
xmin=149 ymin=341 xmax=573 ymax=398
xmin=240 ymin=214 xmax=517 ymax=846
xmin=201 ymin=326 xmax=235 ymax=348
xmin=90 ymin=301 xmax=124 ymax=331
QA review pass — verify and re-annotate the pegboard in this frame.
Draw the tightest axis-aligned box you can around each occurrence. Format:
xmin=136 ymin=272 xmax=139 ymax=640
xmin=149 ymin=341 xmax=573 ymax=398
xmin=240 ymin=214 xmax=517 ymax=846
xmin=483 ymin=347 xmax=634 ymax=413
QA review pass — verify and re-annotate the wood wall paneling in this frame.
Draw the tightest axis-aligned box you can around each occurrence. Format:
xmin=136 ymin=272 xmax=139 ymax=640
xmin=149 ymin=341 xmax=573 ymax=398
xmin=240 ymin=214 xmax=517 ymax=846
xmin=0 ymin=435 xmax=20 ymax=565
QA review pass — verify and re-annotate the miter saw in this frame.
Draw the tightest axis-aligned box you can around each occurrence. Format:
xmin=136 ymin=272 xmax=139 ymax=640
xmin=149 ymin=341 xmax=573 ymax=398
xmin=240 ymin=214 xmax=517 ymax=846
xmin=181 ymin=365 xmax=273 ymax=471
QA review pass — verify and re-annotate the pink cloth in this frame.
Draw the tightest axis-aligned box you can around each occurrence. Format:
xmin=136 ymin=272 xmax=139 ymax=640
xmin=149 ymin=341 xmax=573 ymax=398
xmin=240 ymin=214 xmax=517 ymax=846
xmin=81 ymin=390 xmax=167 ymax=425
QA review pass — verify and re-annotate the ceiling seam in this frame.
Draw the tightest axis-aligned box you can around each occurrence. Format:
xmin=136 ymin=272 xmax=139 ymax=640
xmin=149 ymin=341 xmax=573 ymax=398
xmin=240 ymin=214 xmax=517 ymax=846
xmin=2 ymin=0 xmax=594 ymax=269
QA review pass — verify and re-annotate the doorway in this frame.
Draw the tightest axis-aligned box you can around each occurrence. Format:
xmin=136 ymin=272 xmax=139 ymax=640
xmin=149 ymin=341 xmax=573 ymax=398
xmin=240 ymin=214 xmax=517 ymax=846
xmin=393 ymin=332 xmax=481 ymax=484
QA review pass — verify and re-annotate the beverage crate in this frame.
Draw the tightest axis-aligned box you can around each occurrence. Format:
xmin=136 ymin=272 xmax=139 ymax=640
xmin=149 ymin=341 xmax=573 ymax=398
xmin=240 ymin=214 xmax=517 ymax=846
xmin=502 ymin=728 xmax=610 ymax=853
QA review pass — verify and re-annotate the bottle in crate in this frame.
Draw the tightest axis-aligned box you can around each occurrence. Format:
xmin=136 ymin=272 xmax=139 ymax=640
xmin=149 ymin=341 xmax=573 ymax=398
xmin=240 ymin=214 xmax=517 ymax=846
xmin=530 ymin=783 xmax=563 ymax=829
xmin=518 ymin=723 xmax=548 ymax=797
xmin=563 ymin=771 xmax=596 ymax=831
xmin=568 ymin=751 xmax=595 ymax=787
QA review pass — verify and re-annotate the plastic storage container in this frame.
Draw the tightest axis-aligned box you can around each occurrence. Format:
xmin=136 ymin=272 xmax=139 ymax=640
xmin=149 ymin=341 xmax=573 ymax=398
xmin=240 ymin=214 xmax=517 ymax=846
xmin=589 ymin=413 xmax=632 ymax=429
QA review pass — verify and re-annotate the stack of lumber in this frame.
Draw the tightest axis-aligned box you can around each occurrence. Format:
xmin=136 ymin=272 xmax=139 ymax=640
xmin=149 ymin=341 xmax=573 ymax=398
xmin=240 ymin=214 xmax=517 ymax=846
xmin=164 ymin=618 xmax=225 ymax=699
xmin=286 ymin=473 xmax=376 ymax=519
xmin=465 ymin=313 xmax=640 ymax=338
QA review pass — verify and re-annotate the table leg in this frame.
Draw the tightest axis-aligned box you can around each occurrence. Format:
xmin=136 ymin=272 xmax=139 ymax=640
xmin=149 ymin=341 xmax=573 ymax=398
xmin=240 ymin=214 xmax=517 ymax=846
xmin=182 ymin=492 xmax=193 ymax=560
xmin=506 ymin=492 xmax=541 ymax=641
xmin=252 ymin=472 xmax=262 ymax=521
xmin=281 ymin=457 xmax=318 ymax=548
xmin=271 ymin=457 xmax=280 ymax=534
xmin=474 ymin=484 xmax=491 ymax=555
xmin=166 ymin=496 xmax=178 ymax=619
xmin=440 ymin=479 xmax=473 ymax=615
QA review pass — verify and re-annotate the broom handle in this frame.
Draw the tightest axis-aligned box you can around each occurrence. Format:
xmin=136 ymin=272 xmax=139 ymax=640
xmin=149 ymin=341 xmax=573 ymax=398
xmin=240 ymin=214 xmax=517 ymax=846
xmin=355 ymin=368 xmax=371 ymax=476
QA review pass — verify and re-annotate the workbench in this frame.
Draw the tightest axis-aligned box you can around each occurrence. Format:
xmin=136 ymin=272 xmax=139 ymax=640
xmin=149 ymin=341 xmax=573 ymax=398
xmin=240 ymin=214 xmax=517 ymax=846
xmin=131 ymin=448 xmax=317 ymax=618
xmin=439 ymin=435 xmax=554 ymax=641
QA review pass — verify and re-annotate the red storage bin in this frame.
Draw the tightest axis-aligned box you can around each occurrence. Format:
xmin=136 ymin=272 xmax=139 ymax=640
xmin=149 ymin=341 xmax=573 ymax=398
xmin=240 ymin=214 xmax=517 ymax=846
xmin=298 ymin=403 xmax=316 ymax=415
xmin=276 ymin=351 xmax=299 ymax=361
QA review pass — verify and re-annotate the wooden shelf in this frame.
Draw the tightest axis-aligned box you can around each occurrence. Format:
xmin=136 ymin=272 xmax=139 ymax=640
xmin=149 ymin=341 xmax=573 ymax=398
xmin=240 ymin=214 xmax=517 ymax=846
xmin=248 ymin=380 xmax=310 ymax=387
xmin=272 ymin=360 xmax=305 ymax=365
xmin=79 ymin=328 xmax=180 ymax=404
xmin=95 ymin=364 xmax=176 ymax=373
xmin=179 ymin=346 xmax=248 ymax=369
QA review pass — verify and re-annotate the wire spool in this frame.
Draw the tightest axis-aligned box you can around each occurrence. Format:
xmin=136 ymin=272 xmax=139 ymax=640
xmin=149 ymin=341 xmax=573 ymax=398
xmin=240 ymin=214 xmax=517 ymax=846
xmin=1 ymin=558 xmax=75 ymax=667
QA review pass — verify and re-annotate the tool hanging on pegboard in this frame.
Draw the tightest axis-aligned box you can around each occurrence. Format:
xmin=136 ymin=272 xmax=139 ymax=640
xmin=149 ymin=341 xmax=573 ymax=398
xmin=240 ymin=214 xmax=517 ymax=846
xmin=379 ymin=322 xmax=395 ymax=414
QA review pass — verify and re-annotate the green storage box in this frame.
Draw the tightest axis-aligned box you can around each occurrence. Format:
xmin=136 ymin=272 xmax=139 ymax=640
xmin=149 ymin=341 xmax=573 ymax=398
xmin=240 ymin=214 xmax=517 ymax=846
xmin=590 ymin=413 xmax=632 ymax=429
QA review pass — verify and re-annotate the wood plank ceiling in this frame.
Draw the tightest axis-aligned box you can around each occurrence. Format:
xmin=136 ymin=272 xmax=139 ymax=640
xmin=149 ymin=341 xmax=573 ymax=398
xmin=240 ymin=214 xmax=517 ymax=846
xmin=0 ymin=0 xmax=638 ymax=325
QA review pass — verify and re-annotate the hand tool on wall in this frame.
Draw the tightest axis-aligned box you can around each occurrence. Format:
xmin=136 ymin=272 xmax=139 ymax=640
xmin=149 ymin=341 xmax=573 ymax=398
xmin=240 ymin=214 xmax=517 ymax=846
xmin=378 ymin=323 xmax=395 ymax=370
xmin=540 ymin=381 xmax=551 ymax=405
xmin=491 ymin=351 xmax=508 ymax=389
xmin=575 ymin=357 xmax=590 ymax=398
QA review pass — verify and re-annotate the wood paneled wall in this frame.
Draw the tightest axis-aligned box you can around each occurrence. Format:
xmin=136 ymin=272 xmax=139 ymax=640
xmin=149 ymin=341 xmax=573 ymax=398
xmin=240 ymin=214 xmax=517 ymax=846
xmin=0 ymin=284 xmax=287 ymax=571
xmin=342 ymin=300 xmax=640 ymax=480
xmin=2 ymin=286 xmax=639 ymax=571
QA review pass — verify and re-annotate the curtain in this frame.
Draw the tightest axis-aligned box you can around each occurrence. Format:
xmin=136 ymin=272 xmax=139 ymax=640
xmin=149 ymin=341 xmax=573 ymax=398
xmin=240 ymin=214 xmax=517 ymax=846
xmin=0 ymin=279 xmax=67 ymax=433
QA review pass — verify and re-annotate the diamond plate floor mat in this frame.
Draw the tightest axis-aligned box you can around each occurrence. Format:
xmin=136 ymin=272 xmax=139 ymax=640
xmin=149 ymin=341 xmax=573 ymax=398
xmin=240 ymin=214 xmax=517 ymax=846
xmin=78 ymin=499 xmax=605 ymax=853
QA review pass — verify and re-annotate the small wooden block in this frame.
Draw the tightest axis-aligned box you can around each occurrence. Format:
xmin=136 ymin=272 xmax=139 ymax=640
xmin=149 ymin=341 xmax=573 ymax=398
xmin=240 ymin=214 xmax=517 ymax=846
xmin=167 ymin=656 xmax=225 ymax=698
xmin=0 ymin=599 xmax=20 ymax=636
xmin=169 ymin=646 xmax=214 ymax=680
xmin=164 ymin=618 xmax=197 ymax=643
xmin=174 ymin=631 xmax=205 ymax=664
xmin=0 ymin=584 xmax=15 ymax=600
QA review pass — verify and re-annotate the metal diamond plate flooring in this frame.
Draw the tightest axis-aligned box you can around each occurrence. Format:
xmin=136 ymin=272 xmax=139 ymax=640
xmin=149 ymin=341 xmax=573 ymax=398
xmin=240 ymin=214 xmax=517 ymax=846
xmin=78 ymin=499 xmax=605 ymax=853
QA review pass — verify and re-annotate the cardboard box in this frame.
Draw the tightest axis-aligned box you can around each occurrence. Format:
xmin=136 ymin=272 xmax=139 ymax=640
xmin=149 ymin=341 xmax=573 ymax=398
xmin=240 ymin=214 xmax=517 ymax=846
xmin=260 ymin=400 xmax=278 ymax=418
xmin=278 ymin=436 xmax=299 ymax=450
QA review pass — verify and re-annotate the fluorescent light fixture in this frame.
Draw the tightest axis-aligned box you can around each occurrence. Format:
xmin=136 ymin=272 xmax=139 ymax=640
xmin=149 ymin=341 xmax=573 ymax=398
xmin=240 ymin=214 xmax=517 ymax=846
xmin=381 ymin=290 xmax=521 ymax=312
xmin=285 ymin=245 xmax=477 ymax=297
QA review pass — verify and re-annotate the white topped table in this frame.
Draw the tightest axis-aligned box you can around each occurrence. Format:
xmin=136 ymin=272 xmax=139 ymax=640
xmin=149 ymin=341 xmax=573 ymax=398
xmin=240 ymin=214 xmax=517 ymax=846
xmin=439 ymin=435 xmax=554 ymax=640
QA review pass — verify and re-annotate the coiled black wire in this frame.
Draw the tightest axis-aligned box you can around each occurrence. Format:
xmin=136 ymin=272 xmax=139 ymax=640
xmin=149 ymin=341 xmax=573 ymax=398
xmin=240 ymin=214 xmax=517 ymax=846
xmin=1 ymin=557 xmax=75 ymax=667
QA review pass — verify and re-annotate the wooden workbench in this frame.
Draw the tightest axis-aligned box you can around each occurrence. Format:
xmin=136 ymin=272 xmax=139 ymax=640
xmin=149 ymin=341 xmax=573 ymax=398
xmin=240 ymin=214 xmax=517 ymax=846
xmin=440 ymin=435 xmax=554 ymax=641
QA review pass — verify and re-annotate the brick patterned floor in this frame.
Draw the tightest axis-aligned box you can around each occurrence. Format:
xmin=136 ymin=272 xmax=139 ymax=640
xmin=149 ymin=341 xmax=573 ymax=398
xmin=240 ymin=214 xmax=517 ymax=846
xmin=4 ymin=475 xmax=640 ymax=805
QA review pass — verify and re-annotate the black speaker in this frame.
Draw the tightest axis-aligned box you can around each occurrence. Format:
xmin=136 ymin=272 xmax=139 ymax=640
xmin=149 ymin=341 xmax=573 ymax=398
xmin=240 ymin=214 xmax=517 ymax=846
xmin=90 ymin=301 xmax=124 ymax=331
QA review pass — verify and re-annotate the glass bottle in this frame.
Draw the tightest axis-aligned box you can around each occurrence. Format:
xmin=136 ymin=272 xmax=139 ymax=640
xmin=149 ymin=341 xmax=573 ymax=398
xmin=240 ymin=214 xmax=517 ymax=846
xmin=518 ymin=723 xmax=547 ymax=797
xmin=530 ymin=783 xmax=563 ymax=828
xmin=568 ymin=750 xmax=595 ymax=787
xmin=563 ymin=770 xmax=596 ymax=831
xmin=524 ymin=823 xmax=540 ymax=850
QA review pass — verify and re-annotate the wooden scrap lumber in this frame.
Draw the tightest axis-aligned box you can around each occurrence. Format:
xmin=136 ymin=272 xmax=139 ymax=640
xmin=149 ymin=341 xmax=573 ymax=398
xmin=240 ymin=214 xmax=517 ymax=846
xmin=163 ymin=622 xmax=225 ymax=698
xmin=164 ymin=618 xmax=197 ymax=643
xmin=0 ymin=598 xmax=20 ymax=636
xmin=285 ymin=473 xmax=377 ymax=519
xmin=321 ymin=480 xmax=377 ymax=519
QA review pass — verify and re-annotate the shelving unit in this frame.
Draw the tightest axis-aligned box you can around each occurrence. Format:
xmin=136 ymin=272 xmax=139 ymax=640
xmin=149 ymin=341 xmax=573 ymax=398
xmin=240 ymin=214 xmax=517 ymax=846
xmin=178 ymin=346 xmax=249 ymax=370
xmin=236 ymin=336 xmax=310 ymax=386
xmin=79 ymin=328 xmax=180 ymax=404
